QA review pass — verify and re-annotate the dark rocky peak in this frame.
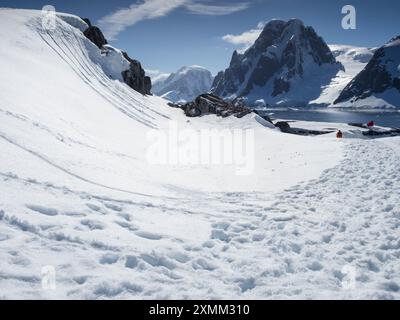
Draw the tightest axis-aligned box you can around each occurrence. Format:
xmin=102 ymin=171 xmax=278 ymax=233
xmin=212 ymin=18 xmax=338 ymax=103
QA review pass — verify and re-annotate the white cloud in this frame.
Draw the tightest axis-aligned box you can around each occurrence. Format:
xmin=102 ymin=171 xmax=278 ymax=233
xmin=99 ymin=0 xmax=251 ymax=40
xmin=222 ymin=21 xmax=266 ymax=51
xmin=184 ymin=2 xmax=250 ymax=15
xmin=99 ymin=0 xmax=186 ymax=40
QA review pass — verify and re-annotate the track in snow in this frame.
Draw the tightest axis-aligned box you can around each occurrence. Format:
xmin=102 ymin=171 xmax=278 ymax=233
xmin=1 ymin=139 xmax=399 ymax=299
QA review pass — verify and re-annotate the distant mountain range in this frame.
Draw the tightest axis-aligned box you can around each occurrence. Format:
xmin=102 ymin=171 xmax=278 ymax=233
xmin=150 ymin=18 xmax=398 ymax=108
xmin=151 ymin=66 xmax=213 ymax=103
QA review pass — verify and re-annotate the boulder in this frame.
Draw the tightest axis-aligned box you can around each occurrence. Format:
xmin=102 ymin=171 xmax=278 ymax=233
xmin=185 ymin=103 xmax=202 ymax=117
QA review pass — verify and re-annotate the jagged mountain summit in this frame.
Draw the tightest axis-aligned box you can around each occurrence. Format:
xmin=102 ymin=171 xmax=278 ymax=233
xmin=212 ymin=19 xmax=343 ymax=107
xmin=334 ymin=36 xmax=400 ymax=108
xmin=152 ymin=65 xmax=213 ymax=103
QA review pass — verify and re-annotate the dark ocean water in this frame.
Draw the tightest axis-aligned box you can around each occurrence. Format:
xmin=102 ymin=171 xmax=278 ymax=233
xmin=262 ymin=109 xmax=400 ymax=128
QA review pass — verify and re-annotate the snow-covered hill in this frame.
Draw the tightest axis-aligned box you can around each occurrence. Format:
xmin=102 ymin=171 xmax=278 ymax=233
xmin=212 ymin=19 xmax=343 ymax=107
xmin=334 ymin=37 xmax=400 ymax=109
xmin=152 ymin=65 xmax=213 ymax=103
xmin=0 ymin=9 xmax=399 ymax=300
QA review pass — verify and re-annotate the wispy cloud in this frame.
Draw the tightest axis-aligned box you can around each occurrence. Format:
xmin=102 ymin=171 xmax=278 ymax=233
xmin=184 ymin=2 xmax=250 ymax=15
xmin=99 ymin=0 xmax=250 ymax=40
xmin=222 ymin=22 xmax=266 ymax=51
xmin=99 ymin=0 xmax=186 ymax=40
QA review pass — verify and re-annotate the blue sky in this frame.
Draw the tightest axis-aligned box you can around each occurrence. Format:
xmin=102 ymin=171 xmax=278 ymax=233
xmin=2 ymin=0 xmax=400 ymax=74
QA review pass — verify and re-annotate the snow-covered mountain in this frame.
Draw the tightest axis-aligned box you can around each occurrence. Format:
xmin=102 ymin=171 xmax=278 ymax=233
xmin=310 ymin=45 xmax=375 ymax=106
xmin=147 ymin=70 xmax=171 ymax=88
xmin=212 ymin=19 xmax=343 ymax=107
xmin=334 ymin=36 xmax=400 ymax=108
xmin=152 ymin=65 xmax=213 ymax=103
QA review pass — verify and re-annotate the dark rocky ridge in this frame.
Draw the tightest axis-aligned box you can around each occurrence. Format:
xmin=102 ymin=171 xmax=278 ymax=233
xmin=168 ymin=94 xmax=254 ymax=119
xmin=335 ymin=36 xmax=400 ymax=104
xmin=81 ymin=18 xmax=151 ymax=95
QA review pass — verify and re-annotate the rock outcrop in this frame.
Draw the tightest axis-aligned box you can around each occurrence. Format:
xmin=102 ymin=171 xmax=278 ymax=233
xmin=169 ymin=94 xmax=253 ymax=118
xmin=121 ymin=52 xmax=152 ymax=95
xmin=81 ymin=18 xmax=151 ymax=95
xmin=82 ymin=18 xmax=107 ymax=49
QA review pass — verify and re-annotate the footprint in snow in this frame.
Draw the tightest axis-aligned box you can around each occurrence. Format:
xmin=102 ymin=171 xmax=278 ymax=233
xmin=81 ymin=219 xmax=105 ymax=231
xmin=125 ymin=255 xmax=139 ymax=269
xmin=26 ymin=205 xmax=58 ymax=216
xmin=134 ymin=231 xmax=163 ymax=241
xmin=103 ymin=202 xmax=122 ymax=212
xmin=99 ymin=253 xmax=120 ymax=265
xmin=86 ymin=203 xmax=107 ymax=214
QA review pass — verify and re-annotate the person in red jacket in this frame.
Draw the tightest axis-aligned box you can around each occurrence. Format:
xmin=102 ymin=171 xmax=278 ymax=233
xmin=336 ymin=130 xmax=343 ymax=139
xmin=367 ymin=121 xmax=375 ymax=127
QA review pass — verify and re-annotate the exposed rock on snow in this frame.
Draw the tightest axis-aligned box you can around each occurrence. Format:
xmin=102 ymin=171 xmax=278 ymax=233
xmin=82 ymin=18 xmax=108 ymax=49
xmin=169 ymin=94 xmax=253 ymax=118
xmin=334 ymin=36 xmax=400 ymax=108
xmin=62 ymin=16 xmax=151 ymax=95
xmin=212 ymin=19 xmax=342 ymax=106
xmin=153 ymin=66 xmax=213 ymax=103
xmin=121 ymin=51 xmax=152 ymax=95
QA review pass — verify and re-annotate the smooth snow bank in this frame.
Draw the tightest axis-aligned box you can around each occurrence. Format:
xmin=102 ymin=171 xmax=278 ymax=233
xmin=1 ymin=9 xmax=398 ymax=300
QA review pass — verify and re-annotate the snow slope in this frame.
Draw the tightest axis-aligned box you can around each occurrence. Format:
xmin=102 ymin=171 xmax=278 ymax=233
xmin=0 ymin=9 xmax=399 ymax=299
